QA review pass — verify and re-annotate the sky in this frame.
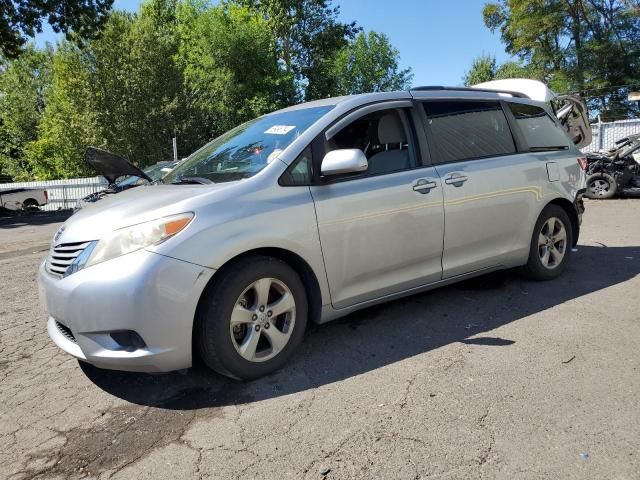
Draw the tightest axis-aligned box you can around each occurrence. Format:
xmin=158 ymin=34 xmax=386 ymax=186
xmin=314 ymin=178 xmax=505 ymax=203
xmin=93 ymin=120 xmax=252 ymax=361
xmin=34 ymin=0 xmax=513 ymax=87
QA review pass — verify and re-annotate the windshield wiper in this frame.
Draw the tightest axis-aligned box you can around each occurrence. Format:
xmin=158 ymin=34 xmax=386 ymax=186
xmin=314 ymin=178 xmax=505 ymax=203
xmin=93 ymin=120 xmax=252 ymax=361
xmin=171 ymin=176 xmax=214 ymax=185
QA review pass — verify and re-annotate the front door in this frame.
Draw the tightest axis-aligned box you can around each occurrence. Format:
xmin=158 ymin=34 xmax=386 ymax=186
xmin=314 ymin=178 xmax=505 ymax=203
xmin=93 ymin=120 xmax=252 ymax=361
xmin=311 ymin=106 xmax=445 ymax=309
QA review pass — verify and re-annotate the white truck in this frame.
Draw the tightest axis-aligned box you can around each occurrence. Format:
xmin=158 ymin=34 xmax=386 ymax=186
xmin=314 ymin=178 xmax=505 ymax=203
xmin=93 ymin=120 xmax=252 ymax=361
xmin=0 ymin=188 xmax=48 ymax=211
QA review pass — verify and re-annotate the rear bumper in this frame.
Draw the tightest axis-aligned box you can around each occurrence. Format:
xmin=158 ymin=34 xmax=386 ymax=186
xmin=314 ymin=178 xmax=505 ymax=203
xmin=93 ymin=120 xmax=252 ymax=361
xmin=38 ymin=249 xmax=215 ymax=372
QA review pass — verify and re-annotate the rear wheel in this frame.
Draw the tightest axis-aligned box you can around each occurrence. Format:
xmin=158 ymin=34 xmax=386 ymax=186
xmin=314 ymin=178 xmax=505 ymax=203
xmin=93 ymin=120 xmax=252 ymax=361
xmin=22 ymin=199 xmax=40 ymax=211
xmin=585 ymin=173 xmax=617 ymax=199
xmin=522 ymin=205 xmax=573 ymax=281
xmin=195 ymin=256 xmax=307 ymax=380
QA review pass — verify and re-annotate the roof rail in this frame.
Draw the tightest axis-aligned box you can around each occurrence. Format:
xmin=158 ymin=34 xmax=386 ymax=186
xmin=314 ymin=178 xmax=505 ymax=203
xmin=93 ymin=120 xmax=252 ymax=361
xmin=411 ymin=86 xmax=530 ymax=99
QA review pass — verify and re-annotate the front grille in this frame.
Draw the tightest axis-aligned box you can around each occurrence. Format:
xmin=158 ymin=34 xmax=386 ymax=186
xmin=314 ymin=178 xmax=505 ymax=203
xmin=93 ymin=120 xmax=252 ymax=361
xmin=56 ymin=321 xmax=77 ymax=343
xmin=45 ymin=241 xmax=92 ymax=277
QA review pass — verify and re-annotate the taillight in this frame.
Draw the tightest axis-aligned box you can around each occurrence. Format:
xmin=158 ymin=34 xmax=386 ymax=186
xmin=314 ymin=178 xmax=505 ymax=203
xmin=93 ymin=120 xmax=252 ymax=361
xmin=44 ymin=190 xmax=48 ymax=201
xmin=577 ymin=157 xmax=588 ymax=171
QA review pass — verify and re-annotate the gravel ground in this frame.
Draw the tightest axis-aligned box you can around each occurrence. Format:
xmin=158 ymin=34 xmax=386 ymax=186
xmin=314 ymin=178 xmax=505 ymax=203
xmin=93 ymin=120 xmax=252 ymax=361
xmin=1 ymin=200 xmax=639 ymax=480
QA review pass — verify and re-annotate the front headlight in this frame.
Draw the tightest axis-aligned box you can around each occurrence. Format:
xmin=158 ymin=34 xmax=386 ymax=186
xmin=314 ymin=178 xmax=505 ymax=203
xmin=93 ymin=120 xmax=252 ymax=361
xmin=85 ymin=212 xmax=194 ymax=269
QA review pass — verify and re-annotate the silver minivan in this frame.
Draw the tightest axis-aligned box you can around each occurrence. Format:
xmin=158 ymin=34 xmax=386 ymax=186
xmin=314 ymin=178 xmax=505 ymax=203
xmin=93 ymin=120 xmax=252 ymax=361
xmin=38 ymin=80 xmax=591 ymax=380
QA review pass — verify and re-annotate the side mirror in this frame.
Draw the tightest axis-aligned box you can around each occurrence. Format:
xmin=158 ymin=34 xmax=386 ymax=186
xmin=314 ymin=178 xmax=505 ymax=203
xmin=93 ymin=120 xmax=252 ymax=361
xmin=321 ymin=149 xmax=368 ymax=176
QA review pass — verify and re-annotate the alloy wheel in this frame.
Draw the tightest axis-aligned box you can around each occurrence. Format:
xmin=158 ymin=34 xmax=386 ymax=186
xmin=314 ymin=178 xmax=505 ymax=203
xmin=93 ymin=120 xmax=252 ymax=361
xmin=589 ymin=178 xmax=611 ymax=197
xmin=229 ymin=277 xmax=296 ymax=362
xmin=537 ymin=217 xmax=567 ymax=269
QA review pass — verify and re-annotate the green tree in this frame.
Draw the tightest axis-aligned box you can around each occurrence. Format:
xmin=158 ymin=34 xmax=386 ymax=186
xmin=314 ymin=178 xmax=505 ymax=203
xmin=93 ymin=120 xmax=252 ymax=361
xmin=1 ymin=0 xmax=114 ymax=58
xmin=24 ymin=42 xmax=100 ymax=179
xmin=21 ymin=0 xmax=290 ymax=178
xmin=239 ymin=0 xmax=359 ymax=101
xmin=483 ymin=0 xmax=640 ymax=119
xmin=462 ymin=54 xmax=535 ymax=86
xmin=2 ymin=0 xmax=417 ymax=180
xmin=462 ymin=55 xmax=497 ymax=86
xmin=178 ymin=2 xmax=287 ymax=139
xmin=333 ymin=31 xmax=412 ymax=94
xmin=495 ymin=60 xmax=535 ymax=80
xmin=90 ymin=2 xmax=189 ymax=165
xmin=0 ymin=46 xmax=52 ymax=179
xmin=24 ymin=2 xmax=194 ymax=176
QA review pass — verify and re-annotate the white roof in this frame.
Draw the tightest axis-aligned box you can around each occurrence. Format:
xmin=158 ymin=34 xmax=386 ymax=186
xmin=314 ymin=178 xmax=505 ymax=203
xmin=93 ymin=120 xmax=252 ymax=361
xmin=472 ymin=79 xmax=557 ymax=102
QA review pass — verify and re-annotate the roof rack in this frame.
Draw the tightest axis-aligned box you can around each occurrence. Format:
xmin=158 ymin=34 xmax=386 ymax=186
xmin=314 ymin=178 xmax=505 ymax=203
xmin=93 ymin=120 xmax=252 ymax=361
xmin=411 ymin=86 xmax=530 ymax=99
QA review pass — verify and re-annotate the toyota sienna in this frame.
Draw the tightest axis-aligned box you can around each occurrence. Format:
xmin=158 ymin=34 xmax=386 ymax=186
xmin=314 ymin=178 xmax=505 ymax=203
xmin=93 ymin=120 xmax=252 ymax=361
xmin=38 ymin=79 xmax=591 ymax=380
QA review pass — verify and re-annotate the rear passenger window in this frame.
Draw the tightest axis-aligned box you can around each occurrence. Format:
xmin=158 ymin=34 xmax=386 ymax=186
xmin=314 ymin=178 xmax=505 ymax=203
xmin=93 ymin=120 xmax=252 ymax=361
xmin=422 ymin=101 xmax=516 ymax=163
xmin=508 ymin=103 xmax=570 ymax=150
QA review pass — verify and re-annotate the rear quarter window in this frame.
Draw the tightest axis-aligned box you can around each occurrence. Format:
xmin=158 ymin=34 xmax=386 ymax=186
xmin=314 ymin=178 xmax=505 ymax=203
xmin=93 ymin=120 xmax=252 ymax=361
xmin=508 ymin=103 xmax=570 ymax=150
xmin=422 ymin=101 xmax=516 ymax=163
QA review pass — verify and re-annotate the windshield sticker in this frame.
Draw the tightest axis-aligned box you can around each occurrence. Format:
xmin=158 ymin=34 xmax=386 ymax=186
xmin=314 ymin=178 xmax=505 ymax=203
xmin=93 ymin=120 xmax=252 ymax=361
xmin=264 ymin=125 xmax=296 ymax=135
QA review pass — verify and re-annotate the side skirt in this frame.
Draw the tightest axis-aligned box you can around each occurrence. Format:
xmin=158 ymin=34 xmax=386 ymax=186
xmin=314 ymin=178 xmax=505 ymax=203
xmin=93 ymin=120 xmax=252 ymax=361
xmin=317 ymin=265 xmax=506 ymax=324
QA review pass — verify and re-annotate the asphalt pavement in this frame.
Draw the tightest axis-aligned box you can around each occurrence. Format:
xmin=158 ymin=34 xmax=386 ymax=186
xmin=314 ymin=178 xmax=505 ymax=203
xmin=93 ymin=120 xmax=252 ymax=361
xmin=1 ymin=200 xmax=639 ymax=479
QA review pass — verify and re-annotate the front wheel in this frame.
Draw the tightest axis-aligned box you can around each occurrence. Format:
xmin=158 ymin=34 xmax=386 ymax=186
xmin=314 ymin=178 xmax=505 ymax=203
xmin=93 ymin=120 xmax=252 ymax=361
xmin=195 ymin=256 xmax=307 ymax=380
xmin=522 ymin=205 xmax=573 ymax=281
xmin=585 ymin=173 xmax=617 ymax=199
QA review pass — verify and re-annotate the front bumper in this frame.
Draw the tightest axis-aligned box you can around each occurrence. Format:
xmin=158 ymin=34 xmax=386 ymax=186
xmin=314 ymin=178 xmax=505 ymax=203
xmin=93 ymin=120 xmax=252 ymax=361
xmin=38 ymin=249 xmax=215 ymax=372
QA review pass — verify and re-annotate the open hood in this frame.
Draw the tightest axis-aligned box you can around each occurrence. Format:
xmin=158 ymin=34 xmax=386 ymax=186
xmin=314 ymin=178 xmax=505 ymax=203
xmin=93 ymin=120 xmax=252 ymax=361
xmin=84 ymin=147 xmax=152 ymax=185
xmin=472 ymin=79 xmax=592 ymax=148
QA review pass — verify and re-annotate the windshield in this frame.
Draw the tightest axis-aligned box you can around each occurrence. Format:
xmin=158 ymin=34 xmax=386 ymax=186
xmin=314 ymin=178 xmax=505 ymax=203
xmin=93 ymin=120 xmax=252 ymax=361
xmin=164 ymin=106 xmax=332 ymax=184
xmin=117 ymin=161 xmax=178 ymax=187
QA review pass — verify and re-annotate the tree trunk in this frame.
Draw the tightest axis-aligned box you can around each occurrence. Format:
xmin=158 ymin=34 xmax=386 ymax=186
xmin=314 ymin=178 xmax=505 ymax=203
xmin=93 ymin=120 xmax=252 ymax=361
xmin=566 ymin=0 xmax=585 ymax=95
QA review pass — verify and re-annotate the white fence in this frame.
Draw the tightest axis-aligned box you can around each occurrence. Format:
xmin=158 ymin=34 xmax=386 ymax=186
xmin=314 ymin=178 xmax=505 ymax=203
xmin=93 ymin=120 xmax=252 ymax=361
xmin=0 ymin=177 xmax=108 ymax=211
xmin=582 ymin=118 xmax=640 ymax=153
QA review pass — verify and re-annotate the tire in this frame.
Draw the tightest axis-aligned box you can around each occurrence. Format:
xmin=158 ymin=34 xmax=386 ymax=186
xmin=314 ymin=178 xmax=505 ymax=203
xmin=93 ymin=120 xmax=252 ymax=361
xmin=522 ymin=205 xmax=573 ymax=281
xmin=585 ymin=173 xmax=617 ymax=199
xmin=22 ymin=199 xmax=40 ymax=212
xmin=195 ymin=255 xmax=308 ymax=380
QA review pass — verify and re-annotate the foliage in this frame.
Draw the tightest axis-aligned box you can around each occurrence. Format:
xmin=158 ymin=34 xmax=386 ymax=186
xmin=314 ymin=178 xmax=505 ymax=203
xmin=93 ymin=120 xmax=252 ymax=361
xmin=21 ymin=1 xmax=288 ymax=178
xmin=463 ymin=55 xmax=497 ymax=86
xmin=462 ymin=54 xmax=536 ymax=86
xmin=24 ymin=43 xmax=100 ymax=179
xmin=90 ymin=3 xmax=189 ymax=165
xmin=0 ymin=0 xmax=410 ymax=180
xmin=482 ymin=0 xmax=640 ymax=120
xmin=238 ymin=0 xmax=359 ymax=101
xmin=333 ymin=31 xmax=413 ymax=94
xmin=495 ymin=60 xmax=535 ymax=80
xmin=177 ymin=2 xmax=287 ymax=137
xmin=0 ymin=0 xmax=114 ymax=59
xmin=0 ymin=46 xmax=52 ymax=179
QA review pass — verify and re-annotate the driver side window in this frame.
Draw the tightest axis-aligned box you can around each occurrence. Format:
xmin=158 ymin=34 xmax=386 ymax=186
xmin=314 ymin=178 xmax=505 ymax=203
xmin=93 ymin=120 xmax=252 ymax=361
xmin=327 ymin=108 xmax=417 ymax=177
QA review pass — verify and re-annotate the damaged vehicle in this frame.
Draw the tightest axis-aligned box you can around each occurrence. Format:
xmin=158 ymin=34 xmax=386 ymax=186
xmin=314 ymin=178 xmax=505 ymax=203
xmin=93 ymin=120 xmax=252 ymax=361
xmin=76 ymin=147 xmax=180 ymax=209
xmin=584 ymin=134 xmax=640 ymax=199
xmin=0 ymin=187 xmax=48 ymax=211
xmin=39 ymin=80 xmax=590 ymax=380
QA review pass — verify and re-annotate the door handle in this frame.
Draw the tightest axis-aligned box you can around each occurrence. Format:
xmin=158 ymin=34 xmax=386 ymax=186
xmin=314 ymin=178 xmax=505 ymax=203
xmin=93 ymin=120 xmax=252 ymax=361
xmin=413 ymin=178 xmax=438 ymax=194
xmin=444 ymin=173 xmax=468 ymax=186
